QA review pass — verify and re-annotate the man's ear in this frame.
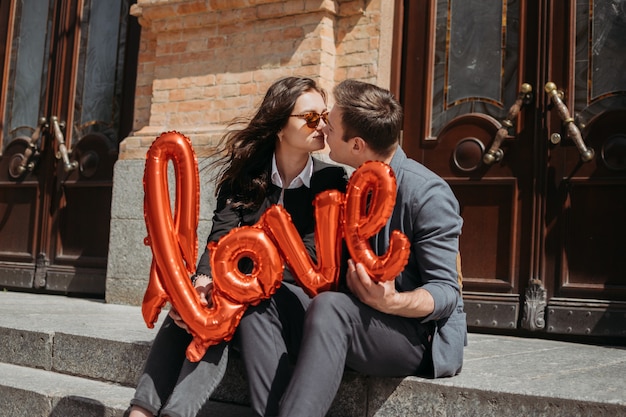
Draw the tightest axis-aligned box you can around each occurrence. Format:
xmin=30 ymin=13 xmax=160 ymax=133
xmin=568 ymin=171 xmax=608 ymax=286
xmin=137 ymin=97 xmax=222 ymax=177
xmin=352 ymin=136 xmax=366 ymax=153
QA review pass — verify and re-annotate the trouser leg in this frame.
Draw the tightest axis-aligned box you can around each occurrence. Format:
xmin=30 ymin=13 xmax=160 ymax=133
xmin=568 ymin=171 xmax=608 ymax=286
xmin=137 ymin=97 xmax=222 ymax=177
xmin=279 ymin=291 xmax=430 ymax=417
xmin=237 ymin=282 xmax=312 ymax=417
xmin=130 ymin=316 xmax=192 ymax=415
xmin=160 ymin=342 xmax=230 ymax=417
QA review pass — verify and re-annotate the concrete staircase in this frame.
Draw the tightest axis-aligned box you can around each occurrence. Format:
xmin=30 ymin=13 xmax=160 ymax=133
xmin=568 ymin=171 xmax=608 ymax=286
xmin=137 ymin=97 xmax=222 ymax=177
xmin=1 ymin=291 xmax=625 ymax=417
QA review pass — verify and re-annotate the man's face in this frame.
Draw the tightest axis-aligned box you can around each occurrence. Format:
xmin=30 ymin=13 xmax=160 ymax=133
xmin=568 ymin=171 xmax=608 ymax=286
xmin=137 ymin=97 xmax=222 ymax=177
xmin=324 ymin=107 xmax=357 ymax=168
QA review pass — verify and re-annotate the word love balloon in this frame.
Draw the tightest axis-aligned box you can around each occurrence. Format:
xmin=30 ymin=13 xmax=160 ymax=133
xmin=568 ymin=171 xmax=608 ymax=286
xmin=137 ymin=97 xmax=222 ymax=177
xmin=142 ymin=131 xmax=410 ymax=362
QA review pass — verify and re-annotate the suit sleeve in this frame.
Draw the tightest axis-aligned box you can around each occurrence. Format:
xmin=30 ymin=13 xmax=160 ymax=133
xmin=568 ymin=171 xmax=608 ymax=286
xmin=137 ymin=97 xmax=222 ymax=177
xmin=194 ymin=186 xmax=243 ymax=277
xmin=412 ymin=179 xmax=463 ymax=321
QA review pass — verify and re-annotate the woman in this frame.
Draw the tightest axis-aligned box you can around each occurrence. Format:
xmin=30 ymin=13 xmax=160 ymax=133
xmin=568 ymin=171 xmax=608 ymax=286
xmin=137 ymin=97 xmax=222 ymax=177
xmin=128 ymin=76 xmax=348 ymax=417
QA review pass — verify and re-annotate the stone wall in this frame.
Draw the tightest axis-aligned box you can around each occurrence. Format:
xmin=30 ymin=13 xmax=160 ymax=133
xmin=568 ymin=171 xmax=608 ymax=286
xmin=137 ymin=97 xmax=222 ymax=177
xmin=106 ymin=0 xmax=395 ymax=305
xmin=106 ymin=156 xmax=217 ymax=305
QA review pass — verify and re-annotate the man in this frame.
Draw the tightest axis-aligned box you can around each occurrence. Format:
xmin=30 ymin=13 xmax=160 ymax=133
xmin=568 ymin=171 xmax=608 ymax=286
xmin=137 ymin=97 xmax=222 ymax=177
xmin=275 ymin=79 xmax=467 ymax=416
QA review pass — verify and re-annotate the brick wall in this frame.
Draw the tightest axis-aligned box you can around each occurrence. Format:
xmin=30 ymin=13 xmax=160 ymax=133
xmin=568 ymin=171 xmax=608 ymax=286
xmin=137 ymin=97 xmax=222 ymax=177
xmin=121 ymin=0 xmax=395 ymax=159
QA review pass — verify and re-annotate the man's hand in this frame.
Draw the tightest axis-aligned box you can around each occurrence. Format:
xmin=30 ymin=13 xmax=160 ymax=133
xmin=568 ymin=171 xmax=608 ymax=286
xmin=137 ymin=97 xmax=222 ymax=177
xmin=346 ymin=259 xmax=398 ymax=314
xmin=169 ymin=275 xmax=214 ymax=333
xmin=346 ymin=259 xmax=435 ymax=318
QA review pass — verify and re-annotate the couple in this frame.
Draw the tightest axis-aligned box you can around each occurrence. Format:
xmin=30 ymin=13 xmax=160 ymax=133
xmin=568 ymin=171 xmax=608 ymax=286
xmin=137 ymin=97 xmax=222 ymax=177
xmin=128 ymin=77 xmax=466 ymax=417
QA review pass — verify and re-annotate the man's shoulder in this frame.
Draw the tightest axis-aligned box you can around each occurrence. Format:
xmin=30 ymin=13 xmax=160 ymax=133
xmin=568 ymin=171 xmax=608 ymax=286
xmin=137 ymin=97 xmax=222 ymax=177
xmin=396 ymin=157 xmax=444 ymax=186
xmin=391 ymin=147 xmax=439 ymax=182
xmin=394 ymin=157 xmax=458 ymax=208
xmin=311 ymin=157 xmax=348 ymax=191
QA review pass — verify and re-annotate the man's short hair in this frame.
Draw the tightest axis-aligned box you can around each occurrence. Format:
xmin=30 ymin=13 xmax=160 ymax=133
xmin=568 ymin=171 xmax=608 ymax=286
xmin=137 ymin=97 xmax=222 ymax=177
xmin=333 ymin=79 xmax=403 ymax=156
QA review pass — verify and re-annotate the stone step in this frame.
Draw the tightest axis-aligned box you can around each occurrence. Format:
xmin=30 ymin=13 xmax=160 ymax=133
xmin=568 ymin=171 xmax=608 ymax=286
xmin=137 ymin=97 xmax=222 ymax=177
xmin=0 ymin=361 xmax=133 ymax=417
xmin=0 ymin=362 xmax=250 ymax=417
xmin=0 ymin=292 xmax=253 ymax=408
xmin=0 ymin=293 xmax=162 ymax=388
xmin=1 ymin=291 xmax=625 ymax=417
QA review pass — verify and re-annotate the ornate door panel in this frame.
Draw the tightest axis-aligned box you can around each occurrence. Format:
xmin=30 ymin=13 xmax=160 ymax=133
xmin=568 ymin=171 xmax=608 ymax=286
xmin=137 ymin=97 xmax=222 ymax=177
xmin=0 ymin=0 xmax=138 ymax=297
xmin=398 ymin=0 xmax=626 ymax=341
xmin=541 ymin=0 xmax=626 ymax=338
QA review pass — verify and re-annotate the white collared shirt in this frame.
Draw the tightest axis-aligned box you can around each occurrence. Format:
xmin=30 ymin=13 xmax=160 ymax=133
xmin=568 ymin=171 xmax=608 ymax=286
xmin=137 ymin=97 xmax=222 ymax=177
xmin=271 ymin=153 xmax=313 ymax=204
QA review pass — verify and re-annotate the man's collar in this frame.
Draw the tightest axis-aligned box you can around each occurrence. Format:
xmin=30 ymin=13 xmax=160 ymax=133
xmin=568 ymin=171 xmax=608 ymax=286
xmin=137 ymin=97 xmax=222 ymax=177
xmin=387 ymin=146 xmax=404 ymax=172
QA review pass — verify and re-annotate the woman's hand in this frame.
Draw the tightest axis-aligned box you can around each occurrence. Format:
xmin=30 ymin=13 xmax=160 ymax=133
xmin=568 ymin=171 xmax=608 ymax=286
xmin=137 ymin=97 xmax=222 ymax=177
xmin=169 ymin=274 xmax=214 ymax=332
xmin=168 ymin=307 xmax=188 ymax=331
xmin=193 ymin=274 xmax=214 ymax=308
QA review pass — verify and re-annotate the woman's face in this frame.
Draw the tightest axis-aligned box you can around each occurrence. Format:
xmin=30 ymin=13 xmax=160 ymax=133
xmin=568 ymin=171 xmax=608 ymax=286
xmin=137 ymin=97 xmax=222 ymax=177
xmin=276 ymin=91 xmax=327 ymax=154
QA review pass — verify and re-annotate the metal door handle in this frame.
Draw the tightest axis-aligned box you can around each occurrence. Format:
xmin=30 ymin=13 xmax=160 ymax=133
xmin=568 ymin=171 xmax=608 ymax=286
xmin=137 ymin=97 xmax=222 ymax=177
xmin=50 ymin=116 xmax=78 ymax=172
xmin=483 ymin=83 xmax=533 ymax=165
xmin=8 ymin=117 xmax=47 ymax=179
xmin=544 ymin=82 xmax=594 ymax=162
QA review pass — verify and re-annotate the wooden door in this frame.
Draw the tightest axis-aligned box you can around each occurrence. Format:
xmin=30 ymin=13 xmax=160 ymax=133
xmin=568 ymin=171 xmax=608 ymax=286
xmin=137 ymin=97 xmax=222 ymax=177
xmin=541 ymin=0 xmax=626 ymax=338
xmin=397 ymin=0 xmax=626 ymax=341
xmin=0 ymin=0 xmax=139 ymax=297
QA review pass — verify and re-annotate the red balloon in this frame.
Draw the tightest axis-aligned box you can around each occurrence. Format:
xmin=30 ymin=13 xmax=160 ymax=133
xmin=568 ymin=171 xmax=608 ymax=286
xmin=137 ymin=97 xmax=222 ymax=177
xmin=260 ymin=191 xmax=343 ymax=297
xmin=141 ymin=259 xmax=168 ymax=327
xmin=182 ymin=224 xmax=283 ymax=362
xmin=143 ymin=133 xmax=410 ymax=361
xmin=343 ymin=161 xmax=410 ymax=282
xmin=143 ymin=131 xmax=199 ymax=328
xmin=184 ymin=294 xmax=245 ymax=361
xmin=208 ymin=225 xmax=283 ymax=305
xmin=142 ymin=131 xmax=283 ymax=362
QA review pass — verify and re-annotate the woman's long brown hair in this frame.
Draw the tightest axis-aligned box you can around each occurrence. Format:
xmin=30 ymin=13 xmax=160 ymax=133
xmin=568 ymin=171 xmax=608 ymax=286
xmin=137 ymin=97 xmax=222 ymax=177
xmin=209 ymin=76 xmax=326 ymax=210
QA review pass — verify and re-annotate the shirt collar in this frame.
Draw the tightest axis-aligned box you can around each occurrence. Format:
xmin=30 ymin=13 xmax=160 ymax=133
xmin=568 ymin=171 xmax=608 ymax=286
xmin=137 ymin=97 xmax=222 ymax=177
xmin=271 ymin=153 xmax=313 ymax=189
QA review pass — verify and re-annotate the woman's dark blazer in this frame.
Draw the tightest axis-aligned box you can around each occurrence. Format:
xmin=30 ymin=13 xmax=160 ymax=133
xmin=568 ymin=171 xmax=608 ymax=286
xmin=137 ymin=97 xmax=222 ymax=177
xmin=195 ymin=158 xmax=348 ymax=282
